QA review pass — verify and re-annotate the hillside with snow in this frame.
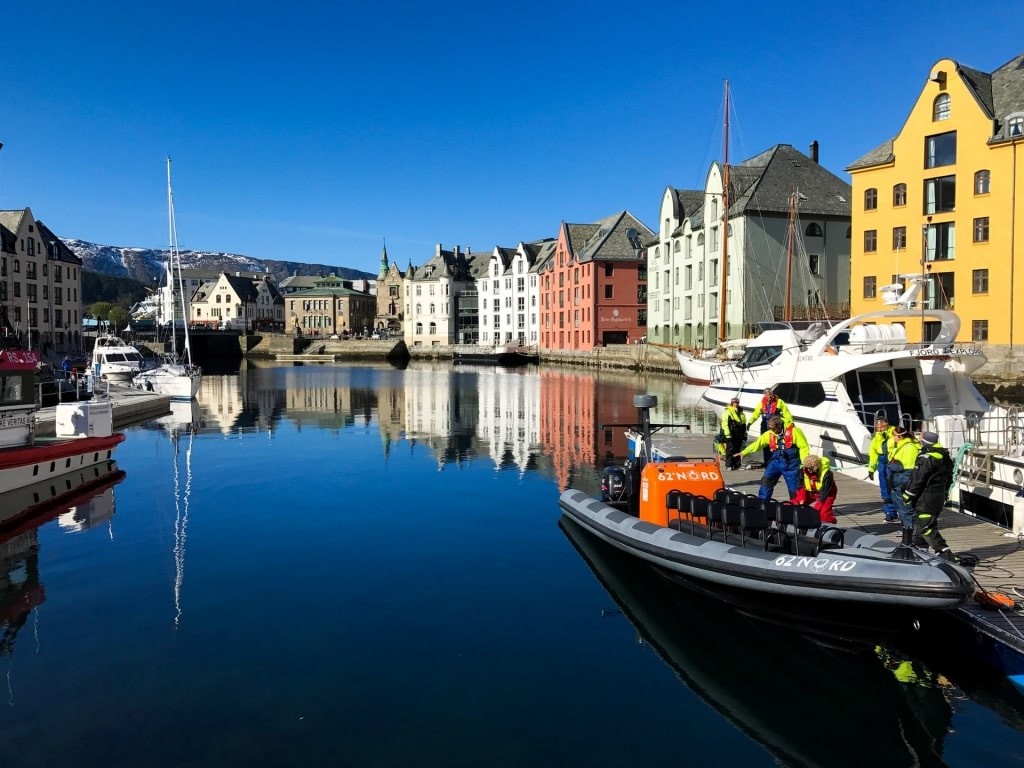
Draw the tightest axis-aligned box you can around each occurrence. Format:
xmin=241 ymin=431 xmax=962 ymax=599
xmin=64 ymin=238 xmax=375 ymax=285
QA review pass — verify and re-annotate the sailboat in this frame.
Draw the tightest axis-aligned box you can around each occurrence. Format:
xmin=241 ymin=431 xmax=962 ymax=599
xmin=132 ymin=158 xmax=202 ymax=400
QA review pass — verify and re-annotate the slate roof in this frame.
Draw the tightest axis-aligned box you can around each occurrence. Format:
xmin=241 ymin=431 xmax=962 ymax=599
xmin=726 ymin=144 xmax=851 ymax=218
xmin=0 ymin=223 xmax=16 ymax=255
xmin=568 ymin=210 xmax=656 ymax=263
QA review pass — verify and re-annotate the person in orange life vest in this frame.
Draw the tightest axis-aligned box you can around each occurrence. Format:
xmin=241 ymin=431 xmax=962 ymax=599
xmin=747 ymin=388 xmax=793 ymax=467
xmin=793 ymin=454 xmax=838 ymax=524
xmin=736 ymin=415 xmax=810 ymax=500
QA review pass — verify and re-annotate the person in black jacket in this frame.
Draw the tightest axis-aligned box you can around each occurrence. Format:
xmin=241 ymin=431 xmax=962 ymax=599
xmin=902 ymin=431 xmax=958 ymax=561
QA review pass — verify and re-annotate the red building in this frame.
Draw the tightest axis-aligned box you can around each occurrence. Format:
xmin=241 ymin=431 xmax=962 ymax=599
xmin=539 ymin=210 xmax=653 ymax=351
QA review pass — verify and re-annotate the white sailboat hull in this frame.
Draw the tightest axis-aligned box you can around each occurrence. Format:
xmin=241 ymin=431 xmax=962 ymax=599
xmin=132 ymin=364 xmax=202 ymax=400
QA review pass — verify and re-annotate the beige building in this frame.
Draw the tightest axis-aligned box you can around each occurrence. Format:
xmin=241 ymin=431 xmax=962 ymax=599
xmin=285 ymin=275 xmax=376 ymax=336
xmin=189 ymin=272 xmax=263 ymax=330
xmin=0 ymin=207 xmax=83 ymax=353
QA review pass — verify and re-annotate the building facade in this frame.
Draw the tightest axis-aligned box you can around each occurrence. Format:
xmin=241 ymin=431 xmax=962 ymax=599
xmin=403 ymin=244 xmax=477 ymax=347
xmin=649 ymin=144 xmax=852 ymax=349
xmin=539 ymin=211 xmax=653 ymax=351
xmin=0 ymin=208 xmax=83 ymax=353
xmin=474 ymin=240 xmax=553 ymax=348
xmin=847 ymin=53 xmax=1024 ymax=348
xmin=284 ymin=275 xmax=376 ymax=336
xmin=375 ymin=246 xmax=406 ymax=336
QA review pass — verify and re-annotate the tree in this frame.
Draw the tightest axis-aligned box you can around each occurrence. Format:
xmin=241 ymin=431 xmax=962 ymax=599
xmin=89 ymin=302 xmax=114 ymax=322
xmin=108 ymin=306 xmax=130 ymax=333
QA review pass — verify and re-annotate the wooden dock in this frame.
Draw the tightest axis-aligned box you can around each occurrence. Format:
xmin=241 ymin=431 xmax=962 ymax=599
xmin=33 ymin=386 xmax=170 ymax=436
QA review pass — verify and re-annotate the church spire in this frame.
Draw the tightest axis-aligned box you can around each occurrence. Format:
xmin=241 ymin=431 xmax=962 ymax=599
xmin=378 ymin=238 xmax=389 ymax=278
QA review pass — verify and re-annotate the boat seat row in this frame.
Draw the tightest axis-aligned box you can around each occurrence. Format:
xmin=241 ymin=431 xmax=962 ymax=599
xmin=665 ymin=490 xmax=844 ymax=556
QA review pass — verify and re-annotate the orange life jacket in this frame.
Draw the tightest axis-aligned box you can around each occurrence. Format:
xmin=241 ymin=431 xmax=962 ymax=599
xmin=768 ymin=425 xmax=794 ymax=451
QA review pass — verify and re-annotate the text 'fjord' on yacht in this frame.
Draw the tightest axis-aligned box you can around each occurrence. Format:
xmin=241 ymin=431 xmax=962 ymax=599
xmin=698 ymin=275 xmax=987 ymax=475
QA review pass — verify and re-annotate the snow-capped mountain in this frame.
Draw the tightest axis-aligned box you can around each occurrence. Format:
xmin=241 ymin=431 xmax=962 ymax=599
xmin=64 ymin=238 xmax=374 ymax=285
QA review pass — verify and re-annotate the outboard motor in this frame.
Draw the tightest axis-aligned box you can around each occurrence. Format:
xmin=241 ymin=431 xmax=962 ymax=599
xmin=601 ymin=466 xmax=628 ymax=507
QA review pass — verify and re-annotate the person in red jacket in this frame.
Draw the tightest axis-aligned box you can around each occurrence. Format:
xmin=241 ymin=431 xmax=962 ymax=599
xmin=792 ymin=454 xmax=838 ymax=524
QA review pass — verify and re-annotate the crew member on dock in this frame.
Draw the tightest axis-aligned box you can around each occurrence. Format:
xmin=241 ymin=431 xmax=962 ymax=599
xmin=747 ymin=388 xmax=792 ymax=468
xmin=887 ymin=426 xmax=921 ymax=542
xmin=902 ymin=431 xmax=959 ymax=561
xmin=867 ymin=415 xmax=898 ymax=522
xmin=793 ymin=454 xmax=838 ymax=524
xmin=720 ymin=397 xmax=746 ymax=470
xmin=735 ymin=415 xmax=809 ymax=501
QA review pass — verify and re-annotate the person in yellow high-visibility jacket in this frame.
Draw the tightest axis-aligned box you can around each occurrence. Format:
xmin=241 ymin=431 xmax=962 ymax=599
xmin=720 ymin=397 xmax=746 ymax=470
xmin=736 ymin=415 xmax=809 ymax=500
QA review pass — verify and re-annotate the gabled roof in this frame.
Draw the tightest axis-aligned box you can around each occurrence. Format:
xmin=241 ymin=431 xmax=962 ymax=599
xmin=568 ymin=210 xmax=656 ymax=263
xmin=0 ymin=223 xmax=15 ymax=255
xmin=849 ymin=51 xmax=1024 ymax=170
xmin=727 ymin=144 xmax=851 ymax=217
xmin=222 ymin=273 xmax=259 ymax=302
xmin=0 ymin=209 xmax=27 ymax=237
xmin=668 ymin=188 xmax=705 ymax=237
xmin=35 ymin=222 xmax=82 ymax=265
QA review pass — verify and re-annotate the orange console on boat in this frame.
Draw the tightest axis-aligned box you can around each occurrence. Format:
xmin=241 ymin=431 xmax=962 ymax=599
xmin=638 ymin=459 xmax=725 ymax=527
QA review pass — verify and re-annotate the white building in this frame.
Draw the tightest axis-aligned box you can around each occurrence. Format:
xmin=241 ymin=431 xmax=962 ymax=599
xmin=649 ymin=143 xmax=852 ymax=348
xmin=475 ymin=240 xmax=553 ymax=347
xmin=404 ymin=244 xmax=478 ymax=346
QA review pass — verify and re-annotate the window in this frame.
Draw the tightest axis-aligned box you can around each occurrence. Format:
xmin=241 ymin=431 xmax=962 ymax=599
xmin=933 ymin=93 xmax=951 ymax=121
xmin=892 ymin=226 xmax=907 ymax=250
xmin=975 ymin=170 xmax=990 ymax=195
xmin=972 ymin=320 xmax=988 ymax=341
xmin=925 ymin=132 xmax=956 ymax=168
xmin=1010 ymin=115 xmax=1024 ymax=137
xmin=864 ymin=230 xmax=877 ymax=253
xmin=805 ymin=223 xmax=823 ymax=237
xmin=924 ymin=175 xmax=956 ymax=214
xmin=925 ymin=222 xmax=956 ymax=261
xmin=864 ymin=188 xmax=878 ymax=210
xmin=973 ymin=217 xmax=990 ymax=243
xmin=808 ymin=254 xmax=819 ymax=275
xmin=973 ymin=269 xmax=989 ymax=293
xmin=604 ymin=285 xmax=613 ymax=299
xmin=891 ymin=183 xmax=906 ymax=207
xmin=863 ymin=276 xmax=877 ymax=299
xmin=605 ymin=263 xmax=614 ymax=277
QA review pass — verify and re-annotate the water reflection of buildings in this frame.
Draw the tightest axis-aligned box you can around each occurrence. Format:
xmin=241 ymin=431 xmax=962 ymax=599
xmin=475 ymin=369 xmax=541 ymax=474
xmin=539 ymin=369 xmax=636 ymax=491
xmin=199 ymin=363 xmax=285 ymax=435
xmin=404 ymin=367 xmax=478 ymax=467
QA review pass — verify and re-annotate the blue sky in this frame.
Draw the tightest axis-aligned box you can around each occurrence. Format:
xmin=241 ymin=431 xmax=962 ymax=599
xmin=2 ymin=1 xmax=1022 ymax=275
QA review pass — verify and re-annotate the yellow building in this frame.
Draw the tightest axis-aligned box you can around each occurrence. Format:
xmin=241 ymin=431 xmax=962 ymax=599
xmin=847 ymin=53 xmax=1024 ymax=360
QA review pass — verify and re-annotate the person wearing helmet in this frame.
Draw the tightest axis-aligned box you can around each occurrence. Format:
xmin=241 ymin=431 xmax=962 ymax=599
xmin=747 ymin=387 xmax=792 ymax=467
xmin=793 ymin=454 xmax=838 ymax=523
xmin=735 ymin=415 xmax=809 ymax=500
xmin=720 ymin=397 xmax=746 ymax=470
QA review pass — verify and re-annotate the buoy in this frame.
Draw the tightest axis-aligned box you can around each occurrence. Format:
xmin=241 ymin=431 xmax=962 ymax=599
xmin=976 ymin=590 xmax=1017 ymax=610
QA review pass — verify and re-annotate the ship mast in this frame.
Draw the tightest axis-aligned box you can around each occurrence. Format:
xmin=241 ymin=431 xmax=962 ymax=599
xmin=717 ymin=81 xmax=730 ymax=344
xmin=784 ymin=190 xmax=796 ymax=323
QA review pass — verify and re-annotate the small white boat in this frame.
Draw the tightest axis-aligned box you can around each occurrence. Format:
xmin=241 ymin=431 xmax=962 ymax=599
xmin=91 ymin=334 xmax=146 ymax=382
xmin=132 ymin=159 xmax=202 ymax=400
xmin=0 ymin=348 xmax=125 ymax=510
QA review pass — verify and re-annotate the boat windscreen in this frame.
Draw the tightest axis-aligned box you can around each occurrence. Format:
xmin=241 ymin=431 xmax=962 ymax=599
xmin=737 ymin=346 xmax=782 ymax=367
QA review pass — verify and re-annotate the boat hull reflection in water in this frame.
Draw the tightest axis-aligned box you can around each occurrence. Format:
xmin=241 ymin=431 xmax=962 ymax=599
xmin=561 ymin=516 xmax=956 ymax=767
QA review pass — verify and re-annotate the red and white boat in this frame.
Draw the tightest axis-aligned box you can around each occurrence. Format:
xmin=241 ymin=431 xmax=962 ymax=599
xmin=0 ymin=347 xmax=125 ymax=496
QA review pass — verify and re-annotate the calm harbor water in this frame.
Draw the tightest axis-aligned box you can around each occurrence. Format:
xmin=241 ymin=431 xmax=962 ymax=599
xmin=3 ymin=362 xmax=1024 ymax=767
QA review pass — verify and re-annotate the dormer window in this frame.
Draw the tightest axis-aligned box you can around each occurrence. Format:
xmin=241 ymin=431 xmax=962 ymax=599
xmin=1009 ymin=113 xmax=1024 ymax=137
xmin=933 ymin=93 xmax=951 ymax=121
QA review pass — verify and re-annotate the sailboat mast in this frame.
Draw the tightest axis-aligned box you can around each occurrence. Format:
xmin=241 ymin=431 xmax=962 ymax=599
xmin=717 ymin=81 xmax=730 ymax=344
xmin=167 ymin=158 xmax=192 ymax=365
xmin=784 ymin=190 xmax=796 ymax=323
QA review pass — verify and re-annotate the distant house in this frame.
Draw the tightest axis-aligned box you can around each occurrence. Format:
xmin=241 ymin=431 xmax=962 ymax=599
xmin=374 ymin=245 xmax=406 ymax=336
xmin=189 ymin=272 xmax=261 ymax=330
xmin=403 ymin=244 xmax=478 ymax=346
